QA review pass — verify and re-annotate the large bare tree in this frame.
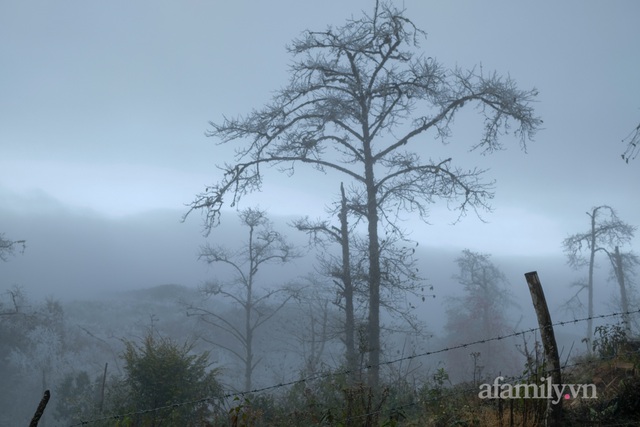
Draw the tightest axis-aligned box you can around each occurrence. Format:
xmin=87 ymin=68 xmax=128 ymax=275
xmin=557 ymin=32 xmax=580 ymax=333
xmin=186 ymin=2 xmax=541 ymax=387
xmin=562 ymin=205 xmax=636 ymax=349
xmin=188 ymin=208 xmax=298 ymax=391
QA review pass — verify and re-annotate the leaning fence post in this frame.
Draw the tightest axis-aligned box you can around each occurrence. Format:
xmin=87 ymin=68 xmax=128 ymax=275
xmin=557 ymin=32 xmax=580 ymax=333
xmin=29 ymin=389 xmax=50 ymax=427
xmin=100 ymin=362 xmax=108 ymax=413
xmin=524 ymin=271 xmax=563 ymax=426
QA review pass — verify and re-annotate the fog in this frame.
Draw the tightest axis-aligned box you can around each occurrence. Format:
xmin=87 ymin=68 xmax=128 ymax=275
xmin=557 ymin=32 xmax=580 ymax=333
xmin=1 ymin=183 xmax=635 ymax=424
xmin=2 ymin=187 xmax=626 ymax=343
xmin=1 ymin=0 xmax=639 ymax=424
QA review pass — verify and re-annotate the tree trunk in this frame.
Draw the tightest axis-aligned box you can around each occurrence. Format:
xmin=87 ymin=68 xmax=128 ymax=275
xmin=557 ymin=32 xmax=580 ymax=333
xmin=614 ymin=246 xmax=631 ymax=334
xmin=481 ymin=269 xmax=492 ymax=364
xmin=245 ymin=225 xmax=255 ymax=391
xmin=587 ymin=210 xmax=597 ymax=352
xmin=99 ymin=363 xmax=108 ymax=413
xmin=245 ymin=278 xmax=254 ymax=391
xmin=364 ymin=157 xmax=381 ymax=390
xmin=245 ymin=321 xmax=252 ymax=391
xmin=339 ymin=183 xmax=357 ymax=383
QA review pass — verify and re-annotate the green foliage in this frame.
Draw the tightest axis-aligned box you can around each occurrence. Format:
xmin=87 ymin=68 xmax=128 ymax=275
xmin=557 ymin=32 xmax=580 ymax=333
xmin=418 ymin=367 xmax=460 ymax=425
xmin=422 ymin=367 xmax=451 ymax=403
xmin=588 ymin=401 xmax=619 ymax=422
xmin=219 ymin=369 xmax=421 ymax=427
xmin=593 ymin=323 xmax=628 ymax=358
xmin=112 ymin=331 xmax=222 ymax=426
xmin=53 ymin=371 xmax=99 ymax=423
xmin=616 ymin=377 xmax=640 ymax=419
xmin=228 ymin=396 xmax=267 ymax=427
xmin=263 ymin=369 xmax=351 ymax=425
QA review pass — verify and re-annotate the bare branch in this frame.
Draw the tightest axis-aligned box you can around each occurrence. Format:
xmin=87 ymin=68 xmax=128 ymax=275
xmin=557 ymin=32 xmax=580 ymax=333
xmin=0 ymin=233 xmax=26 ymax=262
xmin=621 ymin=121 xmax=640 ymax=163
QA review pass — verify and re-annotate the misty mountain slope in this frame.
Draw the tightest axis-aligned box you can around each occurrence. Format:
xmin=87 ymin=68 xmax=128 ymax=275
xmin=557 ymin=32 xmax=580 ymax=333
xmin=3 ymin=188 xmax=627 ymax=344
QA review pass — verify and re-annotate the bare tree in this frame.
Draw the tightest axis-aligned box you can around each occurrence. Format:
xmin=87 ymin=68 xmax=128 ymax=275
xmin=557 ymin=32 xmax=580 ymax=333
xmin=294 ymin=182 xmax=430 ymax=383
xmin=606 ymin=246 xmax=639 ymax=334
xmin=186 ymin=1 xmax=541 ymax=387
xmin=0 ymin=286 xmax=23 ymax=316
xmin=188 ymin=208 xmax=298 ymax=391
xmin=0 ymin=233 xmax=25 ymax=262
xmin=293 ymin=183 xmax=360 ymax=380
xmin=281 ymin=276 xmax=341 ymax=377
xmin=444 ymin=249 xmax=517 ymax=376
xmin=562 ymin=205 xmax=636 ymax=349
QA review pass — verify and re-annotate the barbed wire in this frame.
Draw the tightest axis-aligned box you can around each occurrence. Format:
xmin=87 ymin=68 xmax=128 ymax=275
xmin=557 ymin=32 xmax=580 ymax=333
xmin=70 ymin=308 xmax=640 ymax=426
xmin=379 ymin=308 xmax=640 ymax=373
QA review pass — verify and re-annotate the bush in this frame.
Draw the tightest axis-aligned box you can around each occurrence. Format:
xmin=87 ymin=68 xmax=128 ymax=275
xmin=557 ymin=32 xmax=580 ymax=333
xmin=108 ymin=331 xmax=222 ymax=426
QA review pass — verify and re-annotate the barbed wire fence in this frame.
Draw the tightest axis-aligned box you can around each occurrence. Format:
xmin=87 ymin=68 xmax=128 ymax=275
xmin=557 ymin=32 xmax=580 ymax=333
xmin=70 ymin=308 xmax=640 ymax=426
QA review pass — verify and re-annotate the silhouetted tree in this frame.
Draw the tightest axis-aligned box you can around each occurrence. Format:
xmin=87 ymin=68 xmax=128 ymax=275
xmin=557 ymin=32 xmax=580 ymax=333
xmin=294 ymin=183 xmax=429 ymax=383
xmin=188 ymin=208 xmax=298 ymax=391
xmin=563 ymin=205 xmax=636 ymax=349
xmin=444 ymin=249 xmax=516 ymax=377
xmin=186 ymin=1 xmax=541 ymax=387
xmin=606 ymin=246 xmax=639 ymax=334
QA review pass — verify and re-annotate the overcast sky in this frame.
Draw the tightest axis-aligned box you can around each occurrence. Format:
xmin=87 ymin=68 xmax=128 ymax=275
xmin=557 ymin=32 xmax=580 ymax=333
xmin=2 ymin=1 xmax=639 ymax=299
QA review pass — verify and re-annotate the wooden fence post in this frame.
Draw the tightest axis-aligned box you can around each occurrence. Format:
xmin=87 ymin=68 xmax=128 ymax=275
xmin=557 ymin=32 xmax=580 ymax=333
xmin=100 ymin=362 xmax=108 ymax=412
xmin=29 ymin=390 xmax=50 ymax=427
xmin=524 ymin=271 xmax=563 ymax=427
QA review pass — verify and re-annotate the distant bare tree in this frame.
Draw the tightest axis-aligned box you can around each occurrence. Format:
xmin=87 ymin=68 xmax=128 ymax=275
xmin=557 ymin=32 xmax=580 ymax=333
xmin=188 ymin=208 xmax=299 ymax=391
xmin=0 ymin=233 xmax=25 ymax=262
xmin=186 ymin=1 xmax=541 ymax=387
xmin=561 ymin=277 xmax=589 ymax=320
xmin=0 ymin=286 xmax=24 ymax=316
xmin=606 ymin=246 xmax=639 ymax=334
xmin=282 ymin=276 xmax=341 ymax=377
xmin=562 ymin=205 xmax=636 ymax=350
xmin=444 ymin=249 xmax=517 ymax=376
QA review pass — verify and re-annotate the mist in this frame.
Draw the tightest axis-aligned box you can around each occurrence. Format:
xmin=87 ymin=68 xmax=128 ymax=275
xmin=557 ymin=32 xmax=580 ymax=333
xmin=2 ymin=0 xmax=639 ymax=425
